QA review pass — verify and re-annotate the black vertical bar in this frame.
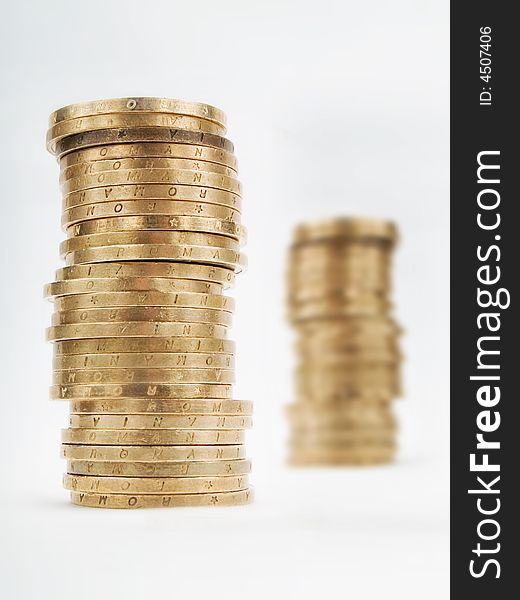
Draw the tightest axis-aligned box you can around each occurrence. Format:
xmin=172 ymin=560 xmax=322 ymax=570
xmin=451 ymin=3 xmax=517 ymax=596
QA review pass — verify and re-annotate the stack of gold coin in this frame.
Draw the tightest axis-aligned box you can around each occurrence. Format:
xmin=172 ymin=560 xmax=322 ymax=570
xmin=286 ymin=218 xmax=402 ymax=466
xmin=45 ymin=97 xmax=252 ymax=508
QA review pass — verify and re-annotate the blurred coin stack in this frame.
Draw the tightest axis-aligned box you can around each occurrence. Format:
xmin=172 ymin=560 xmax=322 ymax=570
xmin=45 ymin=97 xmax=252 ymax=508
xmin=286 ymin=218 xmax=402 ymax=465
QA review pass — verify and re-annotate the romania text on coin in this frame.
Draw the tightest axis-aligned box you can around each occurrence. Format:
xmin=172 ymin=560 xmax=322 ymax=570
xmin=64 ymin=246 xmax=246 ymax=272
xmin=69 ymin=488 xmax=253 ymax=508
xmin=53 ymin=337 xmax=235 ymax=355
xmin=62 ymin=169 xmax=241 ymax=196
xmin=60 ymin=157 xmax=236 ymax=183
xmin=54 ymin=291 xmax=234 ymax=311
xmin=63 ymin=184 xmax=240 ymax=211
xmin=61 ymin=444 xmax=247 ymax=462
xmin=69 ymin=414 xmax=252 ymax=430
xmin=63 ymin=474 xmax=249 ymax=494
xmin=52 ymin=306 xmax=233 ymax=326
xmin=50 ymin=382 xmax=233 ymax=400
xmin=47 ymin=113 xmax=223 ymax=151
xmin=47 ymin=322 xmax=229 ymax=342
xmin=49 ymin=98 xmax=227 ymax=129
xmin=54 ymin=367 xmax=235 ymax=385
xmin=55 ymin=262 xmax=235 ymax=285
xmin=51 ymin=128 xmax=234 ymax=158
xmin=67 ymin=458 xmax=252 ymax=477
xmin=60 ymin=143 xmax=237 ymax=171
xmin=68 ymin=398 xmax=251 ymax=415
xmin=62 ymin=427 xmax=245 ymax=445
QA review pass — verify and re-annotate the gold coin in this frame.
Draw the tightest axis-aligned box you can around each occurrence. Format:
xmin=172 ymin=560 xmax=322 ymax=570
xmin=288 ymin=257 xmax=390 ymax=271
xmin=296 ymin=316 xmax=400 ymax=336
xmin=288 ymin=280 xmax=390 ymax=295
xmin=61 ymin=157 xmax=235 ymax=183
xmin=296 ymin=372 xmax=400 ymax=390
xmin=49 ymin=98 xmax=227 ymax=129
xmin=288 ymin=262 xmax=390 ymax=276
xmin=296 ymin=353 xmax=400 ymax=367
xmin=289 ymin=245 xmax=391 ymax=259
xmin=290 ymin=439 xmax=396 ymax=451
xmin=290 ymin=242 xmax=391 ymax=258
xmin=289 ymin=395 xmax=394 ymax=410
xmin=290 ymin=430 xmax=396 ymax=445
xmin=46 ymin=322 xmax=228 ymax=342
xmin=299 ymin=339 xmax=401 ymax=354
xmin=62 ymin=444 xmax=247 ymax=462
xmin=296 ymin=324 xmax=396 ymax=338
xmin=65 ymin=202 xmax=240 ymax=225
xmin=289 ymin=272 xmax=389 ymax=287
xmin=289 ymin=396 xmax=395 ymax=410
xmin=289 ymin=413 xmax=396 ymax=429
xmin=289 ymin=451 xmax=394 ymax=466
xmin=296 ymin=386 xmax=400 ymax=402
xmin=298 ymin=340 xmax=403 ymax=358
xmin=50 ymin=382 xmax=233 ymax=400
xmin=296 ymin=339 xmax=400 ymax=357
xmin=62 ymin=169 xmax=241 ymax=196
xmin=52 ymin=128 xmax=234 ymax=158
xmin=68 ymin=414 xmax=251 ymax=430
xmin=289 ymin=302 xmax=392 ymax=322
xmin=295 ymin=363 xmax=398 ymax=381
xmin=288 ymin=255 xmax=390 ymax=269
xmin=63 ymin=473 xmax=249 ymax=494
xmin=52 ymin=306 xmax=233 ymax=326
xmin=288 ymin=291 xmax=390 ymax=307
xmin=53 ymin=337 xmax=235 ymax=355
xmin=67 ymin=458 xmax=252 ymax=477
xmin=289 ymin=435 xmax=396 ymax=447
xmin=54 ymin=291 xmax=234 ymax=311
xmin=55 ymin=367 xmax=234 ymax=385
xmin=54 ymin=367 xmax=234 ymax=385
xmin=64 ymin=245 xmax=246 ymax=272
xmin=291 ymin=241 xmax=391 ymax=254
xmin=288 ymin=272 xmax=390 ymax=290
xmin=60 ymin=142 xmax=237 ymax=171
xmin=295 ymin=391 xmax=397 ymax=404
xmin=55 ymin=262 xmax=235 ymax=285
xmin=289 ymin=406 xmax=395 ymax=421
xmin=63 ymin=200 xmax=240 ymax=226
xmin=45 ymin=278 xmax=223 ymax=298
xmin=295 ymin=334 xmax=400 ymax=350
xmin=56 ymin=352 xmax=234 ymax=370
xmin=66 ymin=216 xmax=245 ymax=243
xmin=288 ymin=269 xmax=389 ymax=284
xmin=292 ymin=217 xmax=398 ymax=245
xmin=62 ymin=427 xmax=245 ymax=445
xmin=68 ymin=398 xmax=250 ymax=414
xmin=61 ymin=230 xmax=240 ymax=253
xmin=290 ymin=396 xmax=394 ymax=409
xmin=47 ymin=114 xmax=223 ymax=151
xmin=288 ymin=412 xmax=396 ymax=424
xmin=69 ymin=488 xmax=253 ymax=509
xmin=289 ymin=272 xmax=389 ymax=286
xmin=288 ymin=261 xmax=389 ymax=276
xmin=288 ymin=285 xmax=390 ymax=303
xmin=63 ymin=184 xmax=240 ymax=211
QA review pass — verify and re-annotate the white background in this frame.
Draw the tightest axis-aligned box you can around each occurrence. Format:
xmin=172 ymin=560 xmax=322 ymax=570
xmin=1 ymin=1 xmax=449 ymax=598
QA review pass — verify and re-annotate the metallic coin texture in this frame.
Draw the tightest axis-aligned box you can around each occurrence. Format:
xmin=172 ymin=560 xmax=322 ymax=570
xmin=46 ymin=98 xmax=252 ymax=507
xmin=286 ymin=218 xmax=402 ymax=466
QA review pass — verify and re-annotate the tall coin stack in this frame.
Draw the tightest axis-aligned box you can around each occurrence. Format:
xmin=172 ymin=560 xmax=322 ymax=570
xmin=286 ymin=218 xmax=402 ymax=465
xmin=45 ymin=97 xmax=252 ymax=508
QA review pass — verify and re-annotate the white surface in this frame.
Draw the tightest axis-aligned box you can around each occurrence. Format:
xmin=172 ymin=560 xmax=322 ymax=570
xmin=1 ymin=1 xmax=449 ymax=598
